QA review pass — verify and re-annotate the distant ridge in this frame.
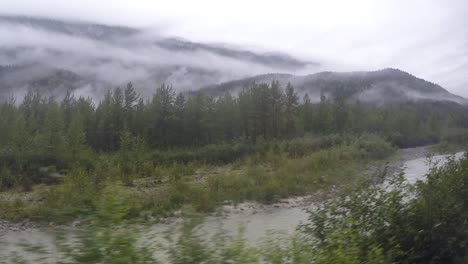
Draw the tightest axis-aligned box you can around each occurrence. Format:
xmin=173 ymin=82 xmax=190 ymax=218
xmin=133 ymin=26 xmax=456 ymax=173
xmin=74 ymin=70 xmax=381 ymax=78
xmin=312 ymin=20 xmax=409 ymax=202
xmin=197 ymin=68 xmax=468 ymax=106
xmin=0 ymin=15 xmax=466 ymax=107
xmin=0 ymin=15 xmax=315 ymax=100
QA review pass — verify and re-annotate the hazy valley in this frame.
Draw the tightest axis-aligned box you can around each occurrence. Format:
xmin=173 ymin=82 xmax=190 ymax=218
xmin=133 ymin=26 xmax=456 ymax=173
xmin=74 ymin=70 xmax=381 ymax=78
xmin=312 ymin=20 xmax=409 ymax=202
xmin=0 ymin=10 xmax=467 ymax=264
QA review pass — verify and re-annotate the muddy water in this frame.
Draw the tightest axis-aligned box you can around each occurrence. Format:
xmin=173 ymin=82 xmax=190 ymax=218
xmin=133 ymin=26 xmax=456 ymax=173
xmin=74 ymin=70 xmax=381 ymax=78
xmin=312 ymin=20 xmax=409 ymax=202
xmin=0 ymin=149 xmax=465 ymax=262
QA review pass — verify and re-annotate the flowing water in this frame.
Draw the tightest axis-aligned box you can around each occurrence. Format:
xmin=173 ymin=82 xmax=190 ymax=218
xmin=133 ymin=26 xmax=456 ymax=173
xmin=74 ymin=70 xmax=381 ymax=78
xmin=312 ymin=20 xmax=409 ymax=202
xmin=0 ymin=148 xmax=465 ymax=262
xmin=402 ymin=151 xmax=464 ymax=184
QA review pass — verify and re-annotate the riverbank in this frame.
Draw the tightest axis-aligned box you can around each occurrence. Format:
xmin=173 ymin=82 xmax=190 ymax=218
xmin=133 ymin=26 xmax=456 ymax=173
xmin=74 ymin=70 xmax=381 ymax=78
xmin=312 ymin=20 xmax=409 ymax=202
xmin=0 ymin=144 xmax=460 ymax=233
xmin=1 ymin=147 xmax=465 ymax=263
xmin=0 ymin=144 xmax=449 ymax=234
xmin=0 ymin=135 xmax=396 ymax=225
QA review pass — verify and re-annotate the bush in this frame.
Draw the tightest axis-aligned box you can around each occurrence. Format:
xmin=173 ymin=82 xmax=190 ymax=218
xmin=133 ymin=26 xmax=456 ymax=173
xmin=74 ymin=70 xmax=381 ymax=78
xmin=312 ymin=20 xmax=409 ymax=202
xmin=300 ymin=153 xmax=468 ymax=263
xmin=442 ymin=128 xmax=468 ymax=146
xmin=388 ymin=132 xmax=440 ymax=148
xmin=57 ymin=185 xmax=154 ymax=264
xmin=168 ymin=217 xmax=260 ymax=264
xmin=284 ymin=134 xmax=348 ymax=158
xmin=151 ymin=143 xmax=255 ymax=165
xmin=351 ymin=134 xmax=395 ymax=159
xmin=0 ymin=166 xmax=15 ymax=190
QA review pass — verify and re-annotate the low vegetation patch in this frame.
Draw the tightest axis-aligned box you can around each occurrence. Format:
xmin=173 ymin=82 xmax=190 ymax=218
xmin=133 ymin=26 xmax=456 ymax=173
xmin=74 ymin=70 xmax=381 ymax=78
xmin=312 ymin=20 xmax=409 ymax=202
xmin=0 ymin=135 xmax=394 ymax=223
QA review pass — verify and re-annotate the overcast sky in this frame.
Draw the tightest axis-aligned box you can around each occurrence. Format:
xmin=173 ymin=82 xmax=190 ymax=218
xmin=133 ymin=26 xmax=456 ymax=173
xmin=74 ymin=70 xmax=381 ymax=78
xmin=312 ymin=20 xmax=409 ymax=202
xmin=2 ymin=0 xmax=468 ymax=97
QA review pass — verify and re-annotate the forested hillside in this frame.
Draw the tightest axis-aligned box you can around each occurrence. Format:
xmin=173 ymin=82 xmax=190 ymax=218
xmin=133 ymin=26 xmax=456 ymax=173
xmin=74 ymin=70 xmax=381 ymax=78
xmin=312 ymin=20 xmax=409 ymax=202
xmin=199 ymin=69 xmax=468 ymax=105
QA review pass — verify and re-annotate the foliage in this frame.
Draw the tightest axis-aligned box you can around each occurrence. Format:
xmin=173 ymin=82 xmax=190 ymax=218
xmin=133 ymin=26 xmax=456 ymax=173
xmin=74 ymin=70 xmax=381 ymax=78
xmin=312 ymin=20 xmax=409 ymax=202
xmin=0 ymin=82 xmax=466 ymax=189
xmin=5 ymin=149 xmax=467 ymax=264
xmin=300 ymin=152 xmax=468 ymax=263
xmin=57 ymin=185 xmax=154 ymax=264
xmin=167 ymin=216 xmax=259 ymax=264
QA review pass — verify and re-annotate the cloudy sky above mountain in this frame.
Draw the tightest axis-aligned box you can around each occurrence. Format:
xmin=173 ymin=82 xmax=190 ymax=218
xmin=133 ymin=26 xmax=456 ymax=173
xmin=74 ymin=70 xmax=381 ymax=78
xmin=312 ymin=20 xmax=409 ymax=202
xmin=2 ymin=0 xmax=468 ymax=97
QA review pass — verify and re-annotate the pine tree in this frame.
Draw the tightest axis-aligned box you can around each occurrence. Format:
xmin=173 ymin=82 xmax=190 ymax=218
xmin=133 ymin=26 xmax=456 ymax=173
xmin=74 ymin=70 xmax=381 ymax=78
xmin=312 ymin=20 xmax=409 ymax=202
xmin=301 ymin=93 xmax=314 ymax=133
xmin=67 ymin=112 xmax=87 ymax=161
xmin=123 ymin=82 xmax=140 ymax=132
xmin=270 ymin=80 xmax=285 ymax=138
xmin=284 ymin=82 xmax=299 ymax=137
xmin=173 ymin=93 xmax=186 ymax=145
xmin=150 ymin=84 xmax=176 ymax=147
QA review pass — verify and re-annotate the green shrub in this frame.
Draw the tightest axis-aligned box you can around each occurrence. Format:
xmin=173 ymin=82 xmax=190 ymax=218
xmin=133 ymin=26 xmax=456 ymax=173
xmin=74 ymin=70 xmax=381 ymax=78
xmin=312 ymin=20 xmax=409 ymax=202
xmin=351 ymin=134 xmax=395 ymax=159
xmin=58 ymin=185 xmax=154 ymax=264
xmin=151 ymin=143 xmax=255 ymax=165
xmin=300 ymin=153 xmax=468 ymax=263
xmin=168 ymin=217 xmax=259 ymax=264
xmin=0 ymin=166 xmax=15 ymax=190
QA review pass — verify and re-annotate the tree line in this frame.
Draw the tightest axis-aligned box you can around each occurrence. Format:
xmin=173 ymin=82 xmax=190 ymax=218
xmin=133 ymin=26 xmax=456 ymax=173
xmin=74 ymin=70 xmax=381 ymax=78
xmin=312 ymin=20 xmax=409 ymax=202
xmin=0 ymin=81 xmax=467 ymax=186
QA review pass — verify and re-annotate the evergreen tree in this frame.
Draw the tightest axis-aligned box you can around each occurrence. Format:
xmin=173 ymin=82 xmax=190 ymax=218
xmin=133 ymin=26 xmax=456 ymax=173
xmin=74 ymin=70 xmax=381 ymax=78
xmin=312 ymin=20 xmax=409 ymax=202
xmin=150 ymin=84 xmax=175 ymax=147
xmin=284 ymin=83 xmax=299 ymax=137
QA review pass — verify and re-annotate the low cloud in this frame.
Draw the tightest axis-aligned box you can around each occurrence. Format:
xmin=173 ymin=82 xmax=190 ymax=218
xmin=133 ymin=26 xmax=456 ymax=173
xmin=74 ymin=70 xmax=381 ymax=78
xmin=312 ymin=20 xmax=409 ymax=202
xmin=1 ymin=0 xmax=467 ymax=99
xmin=0 ymin=22 xmax=314 ymax=101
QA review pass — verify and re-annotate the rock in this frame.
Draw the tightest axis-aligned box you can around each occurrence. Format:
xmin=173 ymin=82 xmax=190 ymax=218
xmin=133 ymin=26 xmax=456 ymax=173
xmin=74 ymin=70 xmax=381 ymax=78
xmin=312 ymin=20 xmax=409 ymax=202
xmin=173 ymin=210 xmax=182 ymax=217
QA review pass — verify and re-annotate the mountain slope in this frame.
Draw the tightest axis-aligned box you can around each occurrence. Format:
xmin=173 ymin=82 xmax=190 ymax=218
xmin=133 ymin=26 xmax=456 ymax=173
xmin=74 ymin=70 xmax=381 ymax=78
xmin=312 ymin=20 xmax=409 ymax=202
xmin=0 ymin=15 xmax=315 ymax=100
xmin=0 ymin=15 xmax=466 ymax=106
xmin=198 ymin=68 xmax=468 ymax=105
xmin=0 ymin=15 xmax=138 ymax=40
